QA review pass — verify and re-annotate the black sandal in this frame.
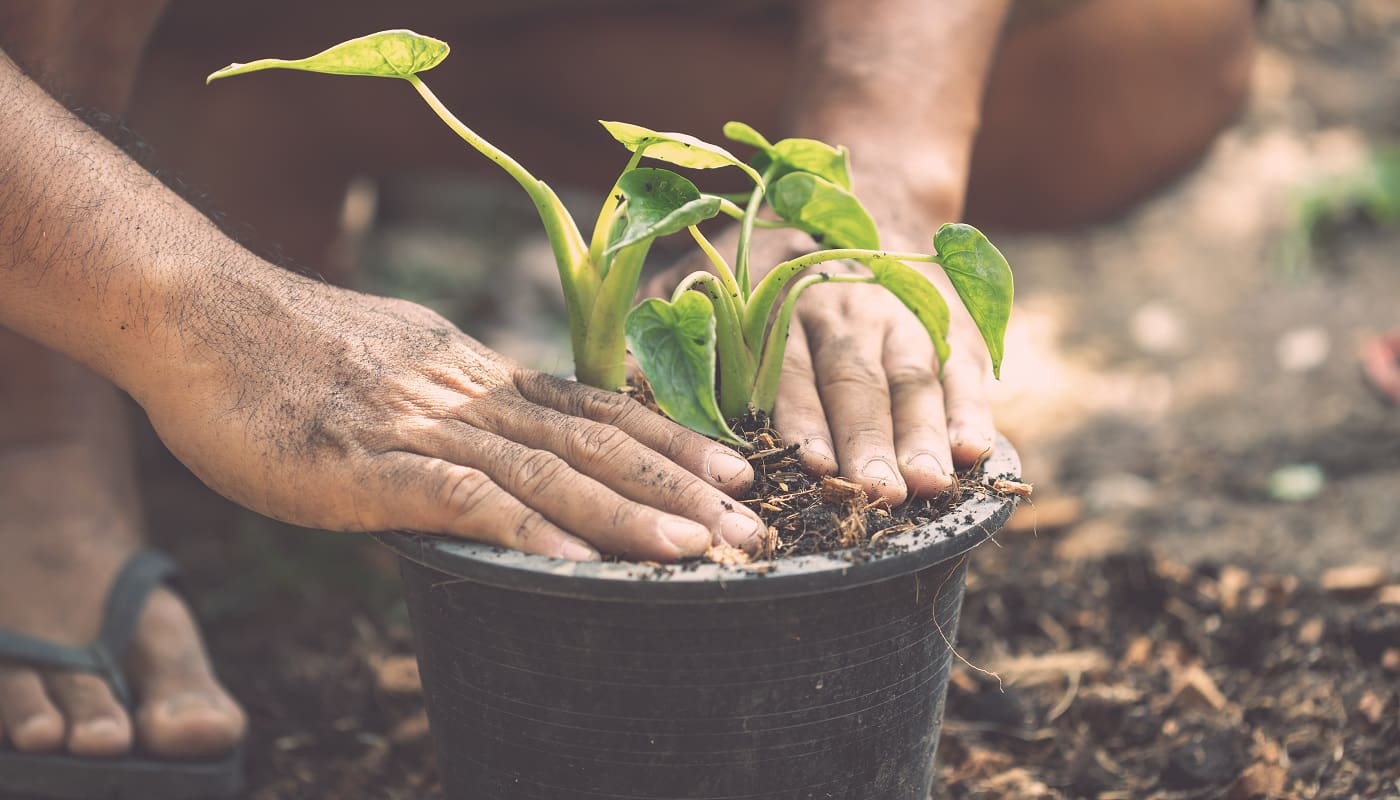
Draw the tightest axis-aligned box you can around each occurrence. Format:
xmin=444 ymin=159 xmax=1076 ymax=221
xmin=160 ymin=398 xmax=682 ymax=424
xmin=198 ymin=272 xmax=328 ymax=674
xmin=0 ymin=549 xmax=243 ymax=799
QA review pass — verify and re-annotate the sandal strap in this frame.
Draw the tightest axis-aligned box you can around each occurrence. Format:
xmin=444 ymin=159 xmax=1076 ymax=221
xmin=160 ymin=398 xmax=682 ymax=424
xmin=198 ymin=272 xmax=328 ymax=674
xmin=0 ymin=549 xmax=177 ymax=708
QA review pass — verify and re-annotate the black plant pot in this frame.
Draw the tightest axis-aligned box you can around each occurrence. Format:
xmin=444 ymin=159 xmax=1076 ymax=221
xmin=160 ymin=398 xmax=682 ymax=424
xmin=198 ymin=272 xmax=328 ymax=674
xmin=378 ymin=436 xmax=1020 ymax=800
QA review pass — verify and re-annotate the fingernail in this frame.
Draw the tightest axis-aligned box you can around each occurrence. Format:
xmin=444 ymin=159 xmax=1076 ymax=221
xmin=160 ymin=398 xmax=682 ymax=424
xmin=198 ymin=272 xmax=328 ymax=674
xmin=803 ymin=438 xmax=836 ymax=467
xmin=720 ymin=513 xmax=765 ymax=548
xmin=905 ymin=451 xmax=948 ymax=476
xmin=862 ymin=458 xmax=900 ymax=486
xmin=706 ymin=450 xmax=750 ymax=484
xmin=660 ymin=519 xmax=711 ymax=555
xmin=560 ymin=541 xmax=600 ymax=562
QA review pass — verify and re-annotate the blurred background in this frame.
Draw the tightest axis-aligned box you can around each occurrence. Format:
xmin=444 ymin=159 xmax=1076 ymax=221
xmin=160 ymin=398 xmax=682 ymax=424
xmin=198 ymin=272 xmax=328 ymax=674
xmin=117 ymin=0 xmax=1398 ymax=797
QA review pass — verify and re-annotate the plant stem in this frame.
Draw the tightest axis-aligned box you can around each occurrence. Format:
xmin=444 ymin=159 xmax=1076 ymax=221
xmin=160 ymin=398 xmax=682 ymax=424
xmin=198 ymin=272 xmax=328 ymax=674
xmin=749 ymin=274 xmax=875 ymax=413
xmin=578 ymin=239 xmax=651 ymax=390
xmin=715 ymin=198 xmax=791 ymax=229
xmin=742 ymin=249 xmax=938 ymax=355
xmin=673 ymin=272 xmax=755 ymax=419
xmin=733 ymin=171 xmax=771 ymax=302
xmin=687 ymin=226 xmax=743 ymax=308
xmin=408 ymin=76 xmax=594 ymax=358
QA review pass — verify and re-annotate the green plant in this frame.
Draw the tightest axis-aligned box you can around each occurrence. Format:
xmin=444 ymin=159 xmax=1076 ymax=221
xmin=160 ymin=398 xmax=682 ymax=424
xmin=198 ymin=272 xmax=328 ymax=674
xmin=209 ymin=29 xmax=1013 ymax=446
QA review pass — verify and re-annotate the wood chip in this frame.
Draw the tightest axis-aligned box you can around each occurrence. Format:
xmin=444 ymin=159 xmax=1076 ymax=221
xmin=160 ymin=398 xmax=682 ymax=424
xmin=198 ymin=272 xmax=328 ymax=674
xmin=986 ymin=649 xmax=1110 ymax=688
xmin=1297 ymin=616 xmax=1326 ymax=645
xmin=1227 ymin=762 xmax=1287 ymax=799
xmin=819 ymin=476 xmax=866 ymax=506
xmin=1054 ymin=518 xmax=1129 ymax=562
xmin=1172 ymin=664 xmax=1229 ymax=713
xmin=1218 ymin=565 xmax=1251 ymax=614
xmin=1120 ymin=636 xmax=1154 ymax=668
xmin=1321 ymin=565 xmax=1388 ymax=595
xmin=705 ymin=542 xmax=751 ymax=566
xmin=1381 ymin=648 xmax=1400 ymax=673
xmin=1356 ymin=690 xmax=1388 ymax=725
xmin=373 ymin=655 xmax=422 ymax=694
xmin=389 ymin=711 xmax=431 ymax=745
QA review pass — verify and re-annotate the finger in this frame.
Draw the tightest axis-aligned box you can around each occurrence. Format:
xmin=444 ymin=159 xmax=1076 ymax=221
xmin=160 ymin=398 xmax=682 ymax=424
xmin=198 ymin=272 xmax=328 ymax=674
xmin=370 ymin=451 xmax=601 ymax=561
xmin=806 ymin=313 xmax=907 ymax=505
xmin=514 ymin=370 xmax=754 ymax=496
xmin=883 ymin=325 xmax=957 ymax=497
xmin=489 ymin=398 xmax=767 ymax=551
xmin=772 ymin=319 xmax=837 ymax=476
xmin=423 ymin=423 xmax=713 ymax=562
xmin=940 ymin=351 xmax=996 ymax=468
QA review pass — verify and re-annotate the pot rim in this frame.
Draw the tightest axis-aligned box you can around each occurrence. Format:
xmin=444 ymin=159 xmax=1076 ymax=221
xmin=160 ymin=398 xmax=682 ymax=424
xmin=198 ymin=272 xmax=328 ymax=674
xmin=376 ymin=434 xmax=1020 ymax=602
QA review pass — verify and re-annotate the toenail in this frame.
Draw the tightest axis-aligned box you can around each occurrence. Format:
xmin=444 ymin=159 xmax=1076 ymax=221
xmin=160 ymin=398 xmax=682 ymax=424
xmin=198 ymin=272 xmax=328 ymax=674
xmin=80 ymin=717 xmax=122 ymax=736
xmin=163 ymin=693 xmax=212 ymax=715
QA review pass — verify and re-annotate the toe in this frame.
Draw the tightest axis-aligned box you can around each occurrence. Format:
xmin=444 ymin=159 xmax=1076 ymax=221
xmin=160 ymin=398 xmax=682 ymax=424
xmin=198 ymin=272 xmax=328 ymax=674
xmin=128 ymin=589 xmax=246 ymax=759
xmin=0 ymin=666 xmax=65 ymax=752
xmin=43 ymin=672 xmax=132 ymax=757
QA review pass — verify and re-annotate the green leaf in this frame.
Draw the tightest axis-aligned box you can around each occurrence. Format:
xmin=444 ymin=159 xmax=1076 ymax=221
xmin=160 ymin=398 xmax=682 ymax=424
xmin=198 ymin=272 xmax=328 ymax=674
xmin=599 ymin=121 xmax=765 ymax=189
xmin=207 ymin=29 xmax=448 ymax=82
xmin=626 ymin=294 xmax=741 ymax=444
xmin=767 ymin=172 xmax=879 ymax=250
xmin=933 ymin=223 xmax=1014 ymax=377
xmin=722 ymin=120 xmax=774 ymax=152
xmin=605 ymin=169 xmax=722 ymax=256
xmin=866 ymin=258 xmax=951 ymax=368
xmin=757 ymin=138 xmax=852 ymax=190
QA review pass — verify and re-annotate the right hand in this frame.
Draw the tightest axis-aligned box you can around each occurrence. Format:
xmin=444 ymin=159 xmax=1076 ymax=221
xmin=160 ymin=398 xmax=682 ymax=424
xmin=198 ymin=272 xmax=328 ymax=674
xmin=136 ymin=270 xmax=766 ymax=562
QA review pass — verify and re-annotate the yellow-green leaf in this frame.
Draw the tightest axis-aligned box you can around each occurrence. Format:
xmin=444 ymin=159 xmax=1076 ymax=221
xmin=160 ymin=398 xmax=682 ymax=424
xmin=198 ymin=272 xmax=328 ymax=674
xmin=599 ymin=121 xmax=764 ymax=189
xmin=207 ymin=29 xmax=448 ymax=83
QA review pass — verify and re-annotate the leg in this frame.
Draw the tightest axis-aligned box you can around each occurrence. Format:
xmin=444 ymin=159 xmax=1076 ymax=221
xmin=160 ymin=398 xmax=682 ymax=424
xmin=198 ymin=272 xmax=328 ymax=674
xmin=0 ymin=336 xmax=244 ymax=757
xmin=0 ymin=1 xmax=244 ymax=759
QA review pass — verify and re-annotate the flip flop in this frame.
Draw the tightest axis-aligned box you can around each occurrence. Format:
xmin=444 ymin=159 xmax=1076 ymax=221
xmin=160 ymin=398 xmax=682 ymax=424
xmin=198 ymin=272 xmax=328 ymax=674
xmin=1361 ymin=330 xmax=1400 ymax=406
xmin=0 ymin=549 xmax=243 ymax=799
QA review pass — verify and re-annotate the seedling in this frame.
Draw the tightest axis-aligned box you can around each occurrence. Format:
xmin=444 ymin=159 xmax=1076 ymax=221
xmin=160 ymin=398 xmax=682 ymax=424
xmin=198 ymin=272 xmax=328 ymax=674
xmin=209 ymin=30 xmax=1014 ymax=446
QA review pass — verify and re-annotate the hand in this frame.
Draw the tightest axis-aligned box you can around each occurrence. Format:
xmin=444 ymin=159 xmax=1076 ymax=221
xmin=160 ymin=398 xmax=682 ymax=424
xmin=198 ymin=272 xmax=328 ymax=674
xmin=135 ymin=267 xmax=766 ymax=562
xmin=647 ymin=222 xmax=996 ymax=505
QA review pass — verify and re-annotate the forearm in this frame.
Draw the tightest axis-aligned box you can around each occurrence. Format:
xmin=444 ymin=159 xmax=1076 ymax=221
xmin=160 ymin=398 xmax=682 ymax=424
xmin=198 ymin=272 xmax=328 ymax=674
xmin=0 ymin=49 xmax=282 ymax=400
xmin=787 ymin=0 xmax=1012 ymax=223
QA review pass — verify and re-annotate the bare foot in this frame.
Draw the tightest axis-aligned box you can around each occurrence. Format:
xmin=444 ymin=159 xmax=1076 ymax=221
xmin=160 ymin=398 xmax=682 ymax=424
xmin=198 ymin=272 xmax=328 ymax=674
xmin=0 ymin=347 xmax=245 ymax=760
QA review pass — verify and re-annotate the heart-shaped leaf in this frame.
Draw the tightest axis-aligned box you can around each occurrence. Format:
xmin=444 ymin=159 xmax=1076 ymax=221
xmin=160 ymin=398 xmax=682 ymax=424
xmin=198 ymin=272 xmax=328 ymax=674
xmin=207 ymin=29 xmax=448 ymax=82
xmin=605 ymin=169 xmax=722 ymax=256
xmin=866 ymin=257 xmax=951 ymax=368
xmin=933 ymin=223 xmax=1014 ymax=377
xmin=599 ymin=121 xmax=764 ymax=189
xmin=626 ymin=293 xmax=741 ymax=444
xmin=767 ymin=172 xmax=879 ymax=250
xmin=755 ymin=138 xmax=852 ymax=190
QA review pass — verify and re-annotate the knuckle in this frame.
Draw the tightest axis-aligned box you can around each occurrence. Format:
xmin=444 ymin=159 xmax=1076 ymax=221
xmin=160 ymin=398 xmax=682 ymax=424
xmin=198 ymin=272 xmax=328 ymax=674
xmin=885 ymin=364 xmax=938 ymax=396
xmin=439 ymin=468 xmax=497 ymax=526
xmin=583 ymin=389 xmax=639 ymax=427
xmin=507 ymin=449 xmax=570 ymax=497
xmin=570 ymin=422 xmax=634 ymax=465
xmin=822 ymin=362 xmax=887 ymax=393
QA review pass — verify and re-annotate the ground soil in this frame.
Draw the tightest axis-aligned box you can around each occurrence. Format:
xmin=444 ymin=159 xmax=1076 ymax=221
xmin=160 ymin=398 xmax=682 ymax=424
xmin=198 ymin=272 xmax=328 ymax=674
xmin=85 ymin=1 xmax=1400 ymax=797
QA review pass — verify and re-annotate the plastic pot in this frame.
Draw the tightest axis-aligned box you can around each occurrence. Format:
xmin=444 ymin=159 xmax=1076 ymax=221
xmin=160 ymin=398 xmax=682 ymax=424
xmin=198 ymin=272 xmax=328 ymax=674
xmin=377 ymin=436 xmax=1019 ymax=799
